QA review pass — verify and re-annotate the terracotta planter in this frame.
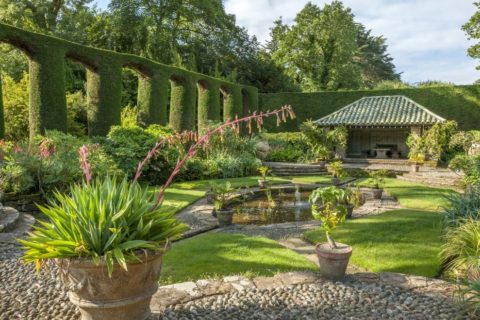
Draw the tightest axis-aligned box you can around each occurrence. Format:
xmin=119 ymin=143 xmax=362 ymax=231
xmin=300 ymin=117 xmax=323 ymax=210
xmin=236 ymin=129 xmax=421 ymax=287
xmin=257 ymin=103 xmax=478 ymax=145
xmin=57 ymin=252 xmax=163 ymax=320
xmin=258 ymin=179 xmax=270 ymax=188
xmin=315 ymin=242 xmax=352 ymax=281
xmin=331 ymin=177 xmax=341 ymax=186
xmin=216 ymin=208 xmax=234 ymax=227
xmin=372 ymin=188 xmax=383 ymax=199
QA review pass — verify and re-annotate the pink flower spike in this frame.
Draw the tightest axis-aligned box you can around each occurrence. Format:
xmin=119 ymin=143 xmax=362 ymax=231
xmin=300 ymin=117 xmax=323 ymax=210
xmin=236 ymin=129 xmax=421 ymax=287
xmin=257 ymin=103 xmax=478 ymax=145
xmin=79 ymin=145 xmax=92 ymax=184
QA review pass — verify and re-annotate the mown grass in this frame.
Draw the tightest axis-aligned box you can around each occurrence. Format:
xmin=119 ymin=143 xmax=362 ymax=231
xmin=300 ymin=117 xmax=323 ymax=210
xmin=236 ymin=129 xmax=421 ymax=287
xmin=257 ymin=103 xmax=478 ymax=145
xmin=161 ymin=232 xmax=317 ymax=284
xmin=357 ymin=178 xmax=457 ymax=211
xmin=304 ymin=209 xmax=443 ymax=277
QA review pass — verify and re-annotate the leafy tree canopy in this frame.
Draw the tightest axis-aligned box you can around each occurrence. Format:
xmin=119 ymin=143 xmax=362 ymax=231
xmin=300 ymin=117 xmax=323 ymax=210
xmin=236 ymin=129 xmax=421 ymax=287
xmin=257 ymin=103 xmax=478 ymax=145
xmin=268 ymin=1 xmax=399 ymax=91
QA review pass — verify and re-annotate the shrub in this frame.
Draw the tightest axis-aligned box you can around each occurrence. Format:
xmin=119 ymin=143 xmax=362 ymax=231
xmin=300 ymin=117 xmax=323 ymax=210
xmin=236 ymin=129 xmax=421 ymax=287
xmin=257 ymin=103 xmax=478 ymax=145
xmin=440 ymin=220 xmax=480 ymax=280
xmin=459 ymin=280 xmax=480 ymax=317
xmin=300 ymin=120 xmax=347 ymax=161
xmin=442 ymin=188 xmax=480 ymax=228
xmin=0 ymin=131 xmax=120 ymax=195
xmin=2 ymin=72 xmax=29 ymax=141
xmin=101 ymin=125 xmax=176 ymax=183
xmin=2 ymin=73 xmax=88 ymax=140
xmin=449 ymin=154 xmax=480 ymax=187
xmin=263 ymin=132 xmax=308 ymax=162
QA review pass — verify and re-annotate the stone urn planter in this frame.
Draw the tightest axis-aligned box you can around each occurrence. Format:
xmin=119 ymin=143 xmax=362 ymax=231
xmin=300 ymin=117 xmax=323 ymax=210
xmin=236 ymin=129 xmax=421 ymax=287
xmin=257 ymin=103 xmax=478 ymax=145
xmin=205 ymin=191 xmax=214 ymax=204
xmin=315 ymin=160 xmax=327 ymax=168
xmin=345 ymin=204 xmax=354 ymax=219
xmin=331 ymin=177 xmax=341 ymax=186
xmin=371 ymin=188 xmax=383 ymax=200
xmin=57 ymin=252 xmax=163 ymax=320
xmin=216 ymin=208 xmax=234 ymax=227
xmin=258 ymin=179 xmax=270 ymax=188
xmin=315 ymin=243 xmax=352 ymax=281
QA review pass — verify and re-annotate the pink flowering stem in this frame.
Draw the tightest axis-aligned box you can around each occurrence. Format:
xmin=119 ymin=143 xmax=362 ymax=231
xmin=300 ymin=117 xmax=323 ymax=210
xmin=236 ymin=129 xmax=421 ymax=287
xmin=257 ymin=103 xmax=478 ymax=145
xmin=79 ymin=145 xmax=92 ymax=185
xmin=143 ymin=105 xmax=295 ymax=210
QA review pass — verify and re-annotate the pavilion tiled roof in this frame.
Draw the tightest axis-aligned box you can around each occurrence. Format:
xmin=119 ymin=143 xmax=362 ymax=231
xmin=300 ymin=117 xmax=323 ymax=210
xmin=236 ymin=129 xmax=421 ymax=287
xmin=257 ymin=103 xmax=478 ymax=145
xmin=314 ymin=95 xmax=445 ymax=127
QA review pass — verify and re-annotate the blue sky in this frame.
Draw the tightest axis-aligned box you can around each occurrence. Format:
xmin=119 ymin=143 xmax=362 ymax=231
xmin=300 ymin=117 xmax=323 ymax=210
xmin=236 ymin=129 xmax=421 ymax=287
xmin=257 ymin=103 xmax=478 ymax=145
xmin=94 ymin=0 xmax=479 ymax=84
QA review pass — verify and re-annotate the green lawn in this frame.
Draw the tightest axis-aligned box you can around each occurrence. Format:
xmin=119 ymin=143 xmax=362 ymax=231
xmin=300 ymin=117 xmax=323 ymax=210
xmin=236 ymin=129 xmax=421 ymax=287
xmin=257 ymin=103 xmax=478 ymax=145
xmin=161 ymin=232 xmax=317 ymax=284
xmin=357 ymin=178 xmax=457 ymax=211
xmin=304 ymin=209 xmax=443 ymax=277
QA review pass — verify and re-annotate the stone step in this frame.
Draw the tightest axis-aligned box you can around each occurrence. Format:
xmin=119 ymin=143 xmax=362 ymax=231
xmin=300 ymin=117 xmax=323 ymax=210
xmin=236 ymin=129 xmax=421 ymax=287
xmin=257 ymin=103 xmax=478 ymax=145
xmin=0 ymin=207 xmax=21 ymax=233
xmin=0 ymin=213 xmax=36 ymax=243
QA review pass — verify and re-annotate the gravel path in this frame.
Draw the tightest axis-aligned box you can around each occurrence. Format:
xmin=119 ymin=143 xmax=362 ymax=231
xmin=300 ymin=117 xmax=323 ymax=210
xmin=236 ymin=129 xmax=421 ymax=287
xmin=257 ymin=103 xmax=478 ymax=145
xmin=0 ymin=243 xmax=81 ymax=320
xmin=1 ymin=241 xmax=469 ymax=320
xmin=158 ymin=281 xmax=467 ymax=320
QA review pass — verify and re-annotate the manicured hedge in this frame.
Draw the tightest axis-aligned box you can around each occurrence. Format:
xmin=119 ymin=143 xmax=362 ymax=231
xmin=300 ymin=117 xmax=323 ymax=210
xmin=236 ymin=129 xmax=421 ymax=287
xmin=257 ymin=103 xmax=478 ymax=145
xmin=259 ymin=85 xmax=480 ymax=131
xmin=0 ymin=22 xmax=258 ymax=138
xmin=197 ymin=80 xmax=221 ymax=131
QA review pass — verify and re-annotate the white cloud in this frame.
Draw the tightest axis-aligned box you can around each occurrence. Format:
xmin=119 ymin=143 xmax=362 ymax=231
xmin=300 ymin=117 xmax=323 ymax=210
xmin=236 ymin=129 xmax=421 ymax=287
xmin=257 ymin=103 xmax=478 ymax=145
xmin=225 ymin=0 xmax=480 ymax=84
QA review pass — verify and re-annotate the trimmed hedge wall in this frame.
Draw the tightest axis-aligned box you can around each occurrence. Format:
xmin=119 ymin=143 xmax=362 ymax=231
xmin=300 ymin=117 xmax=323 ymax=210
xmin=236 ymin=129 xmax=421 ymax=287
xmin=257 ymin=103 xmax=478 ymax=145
xmin=137 ymin=71 xmax=169 ymax=126
xmin=259 ymin=86 xmax=480 ymax=131
xmin=0 ymin=22 xmax=258 ymax=138
xmin=169 ymin=77 xmax=197 ymax=132
xmin=197 ymin=80 xmax=221 ymax=131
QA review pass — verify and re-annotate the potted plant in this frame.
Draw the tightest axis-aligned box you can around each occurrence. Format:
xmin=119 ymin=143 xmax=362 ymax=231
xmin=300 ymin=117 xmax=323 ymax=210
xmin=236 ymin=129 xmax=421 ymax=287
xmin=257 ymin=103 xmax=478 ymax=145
xmin=367 ymin=170 xmax=385 ymax=199
xmin=205 ymin=186 xmax=214 ymax=204
xmin=309 ymin=186 xmax=351 ymax=280
xmin=258 ymin=166 xmax=271 ymax=188
xmin=210 ymin=181 xmax=238 ymax=226
xmin=327 ymin=160 xmax=344 ymax=186
xmin=409 ymin=153 xmax=425 ymax=173
xmin=341 ymin=186 xmax=364 ymax=219
xmin=313 ymin=145 xmax=330 ymax=167
xmin=18 ymin=105 xmax=297 ymax=320
xmin=20 ymin=176 xmax=187 ymax=320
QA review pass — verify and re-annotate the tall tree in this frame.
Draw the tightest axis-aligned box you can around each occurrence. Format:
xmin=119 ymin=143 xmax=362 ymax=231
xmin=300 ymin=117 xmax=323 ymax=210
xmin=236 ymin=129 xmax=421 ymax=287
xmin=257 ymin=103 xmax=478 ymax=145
xmin=270 ymin=1 xmax=362 ymax=91
xmin=463 ymin=1 xmax=480 ymax=69
xmin=268 ymin=1 xmax=399 ymax=92
xmin=355 ymin=24 xmax=400 ymax=88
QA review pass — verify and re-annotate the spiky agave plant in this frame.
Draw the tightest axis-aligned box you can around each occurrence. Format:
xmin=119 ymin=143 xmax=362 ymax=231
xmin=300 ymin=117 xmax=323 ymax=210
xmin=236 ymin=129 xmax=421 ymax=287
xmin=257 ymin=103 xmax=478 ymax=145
xmin=20 ymin=106 xmax=296 ymax=275
xmin=20 ymin=177 xmax=187 ymax=276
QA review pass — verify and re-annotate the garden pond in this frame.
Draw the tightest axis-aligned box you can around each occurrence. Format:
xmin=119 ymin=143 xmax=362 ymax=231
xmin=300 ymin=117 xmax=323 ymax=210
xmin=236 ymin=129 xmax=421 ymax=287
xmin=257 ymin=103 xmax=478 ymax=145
xmin=230 ymin=188 xmax=314 ymax=225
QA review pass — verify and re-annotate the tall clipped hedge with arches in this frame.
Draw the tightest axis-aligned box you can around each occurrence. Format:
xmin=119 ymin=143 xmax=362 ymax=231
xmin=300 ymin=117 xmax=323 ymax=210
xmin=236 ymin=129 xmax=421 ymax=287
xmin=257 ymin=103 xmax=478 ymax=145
xmin=0 ymin=22 xmax=259 ymax=139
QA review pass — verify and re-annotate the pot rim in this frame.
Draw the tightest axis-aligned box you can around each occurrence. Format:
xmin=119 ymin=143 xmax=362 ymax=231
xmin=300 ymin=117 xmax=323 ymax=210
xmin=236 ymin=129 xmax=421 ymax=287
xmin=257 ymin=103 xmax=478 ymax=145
xmin=315 ymin=242 xmax=352 ymax=255
xmin=55 ymin=250 xmax=164 ymax=268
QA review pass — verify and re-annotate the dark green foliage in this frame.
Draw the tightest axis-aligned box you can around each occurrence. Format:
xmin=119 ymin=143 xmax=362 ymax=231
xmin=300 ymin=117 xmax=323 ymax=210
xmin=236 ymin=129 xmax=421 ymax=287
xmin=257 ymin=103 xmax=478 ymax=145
xmin=86 ymin=63 xmax=123 ymax=136
xmin=197 ymin=80 xmax=220 ymax=131
xmin=223 ymin=86 xmax=243 ymax=121
xmin=28 ymin=49 xmax=67 ymax=137
xmin=259 ymin=85 xmax=480 ymax=132
xmin=263 ymin=132 xmax=308 ymax=162
xmin=169 ymin=77 xmax=197 ymax=131
xmin=137 ymin=72 xmax=169 ymax=125
xmin=101 ymin=125 xmax=176 ymax=182
xmin=0 ymin=22 xmax=258 ymax=138
xmin=443 ymin=188 xmax=480 ymax=229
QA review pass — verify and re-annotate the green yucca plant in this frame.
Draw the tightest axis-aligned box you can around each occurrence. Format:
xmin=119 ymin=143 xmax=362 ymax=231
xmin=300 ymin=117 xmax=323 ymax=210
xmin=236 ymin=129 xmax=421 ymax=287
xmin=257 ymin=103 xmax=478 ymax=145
xmin=440 ymin=220 xmax=480 ymax=280
xmin=19 ymin=177 xmax=187 ymax=276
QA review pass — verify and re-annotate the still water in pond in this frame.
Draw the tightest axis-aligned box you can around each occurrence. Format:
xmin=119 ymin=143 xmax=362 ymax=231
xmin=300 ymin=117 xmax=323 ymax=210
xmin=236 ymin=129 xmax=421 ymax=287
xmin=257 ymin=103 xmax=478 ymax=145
xmin=231 ymin=190 xmax=313 ymax=225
